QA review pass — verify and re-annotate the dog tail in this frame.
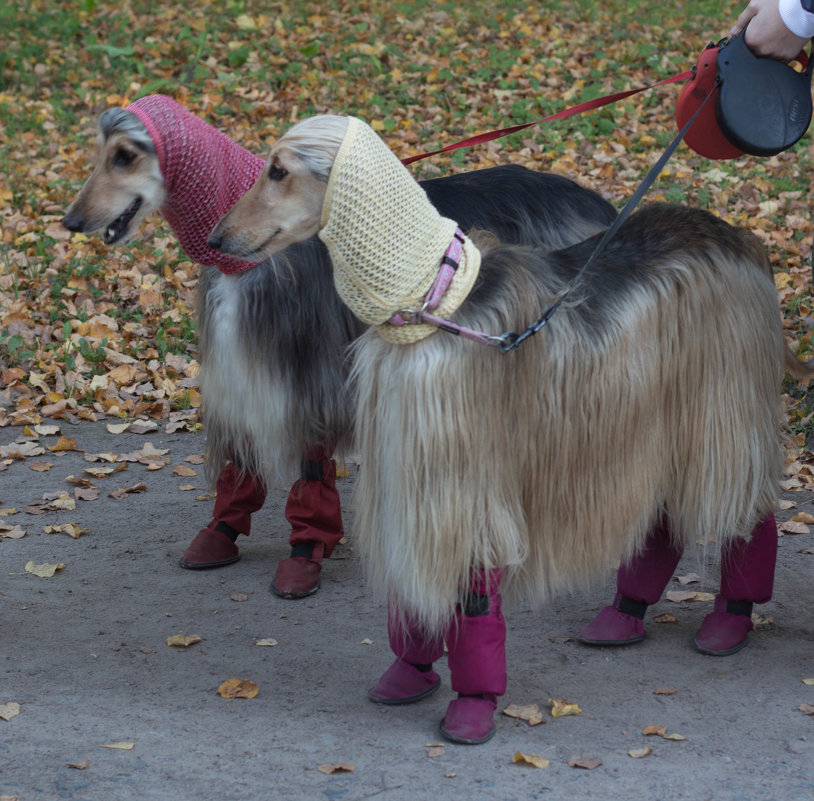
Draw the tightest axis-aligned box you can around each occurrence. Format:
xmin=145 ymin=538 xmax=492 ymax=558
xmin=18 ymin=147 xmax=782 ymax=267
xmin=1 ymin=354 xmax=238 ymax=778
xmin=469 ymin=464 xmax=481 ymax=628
xmin=785 ymin=346 xmax=814 ymax=382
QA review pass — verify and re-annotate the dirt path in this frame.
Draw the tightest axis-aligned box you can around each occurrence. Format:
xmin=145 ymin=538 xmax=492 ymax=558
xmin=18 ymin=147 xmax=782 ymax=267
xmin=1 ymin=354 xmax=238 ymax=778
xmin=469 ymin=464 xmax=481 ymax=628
xmin=2 ymin=421 xmax=813 ymax=801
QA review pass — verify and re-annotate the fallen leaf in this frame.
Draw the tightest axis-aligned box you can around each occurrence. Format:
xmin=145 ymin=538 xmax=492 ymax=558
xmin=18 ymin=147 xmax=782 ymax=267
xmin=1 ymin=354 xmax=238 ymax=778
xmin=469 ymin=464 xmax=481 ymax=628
xmin=0 ymin=507 xmax=16 ymax=516
xmin=665 ymin=590 xmax=715 ymax=603
xmin=675 ymin=572 xmax=701 ymax=585
xmin=642 ymin=725 xmax=668 ymax=737
xmin=0 ymin=702 xmax=21 ymax=721
xmin=43 ymin=523 xmax=87 ymax=539
xmin=360 ymin=638 xmax=373 ymax=645
xmin=32 ymin=424 xmax=60 ymax=436
xmin=166 ymin=634 xmax=202 ymax=647
xmin=779 ymin=521 xmax=810 ymax=535
xmin=568 ymin=757 xmax=602 ymax=770
xmin=185 ymin=454 xmax=206 ymax=464
xmin=653 ymin=613 xmax=678 ymax=624
xmin=66 ymin=760 xmax=90 ymax=770
xmin=172 ymin=464 xmax=197 ymax=478
xmin=29 ymin=461 xmax=53 ymax=472
xmin=75 ymin=486 xmax=101 ymax=501
xmin=778 ymin=499 xmax=797 ymax=510
xmin=84 ymin=451 xmax=118 ymax=463
xmin=512 ymin=751 xmax=550 ymax=768
xmin=230 ymin=593 xmax=249 ymax=602
xmin=47 ymin=436 xmax=79 ymax=452
xmin=108 ymin=482 xmax=148 ymax=499
xmin=317 ymin=763 xmax=356 ymax=775
xmin=0 ymin=525 xmax=26 ymax=539
xmin=503 ymin=703 xmax=545 ymax=726
xmin=426 ymin=746 xmax=445 ymax=758
xmin=549 ymin=698 xmax=581 ymax=718
xmin=83 ymin=466 xmax=121 ymax=479
xmin=799 ymin=703 xmax=814 ymax=715
xmin=791 ymin=512 xmax=814 ymax=524
xmin=106 ymin=422 xmax=131 ymax=434
xmin=653 ymin=687 xmax=677 ymax=695
xmin=802 ymin=678 xmax=814 ymax=686
xmin=217 ymin=679 xmax=259 ymax=699
xmin=24 ymin=560 xmax=64 ymax=577
xmin=253 ymin=638 xmax=278 ymax=647
xmin=628 ymin=747 xmax=652 ymax=758
xmin=100 ymin=742 xmax=134 ymax=750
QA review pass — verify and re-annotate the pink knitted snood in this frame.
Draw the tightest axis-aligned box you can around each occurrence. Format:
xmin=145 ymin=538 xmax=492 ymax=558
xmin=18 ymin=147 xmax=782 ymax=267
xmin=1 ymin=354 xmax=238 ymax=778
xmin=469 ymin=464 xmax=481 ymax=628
xmin=127 ymin=94 xmax=264 ymax=274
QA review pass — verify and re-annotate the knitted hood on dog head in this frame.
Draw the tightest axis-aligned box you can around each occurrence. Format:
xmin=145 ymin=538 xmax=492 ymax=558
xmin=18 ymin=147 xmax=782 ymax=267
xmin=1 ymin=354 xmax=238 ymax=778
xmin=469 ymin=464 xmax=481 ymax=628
xmin=319 ymin=117 xmax=481 ymax=344
xmin=127 ymin=94 xmax=263 ymax=274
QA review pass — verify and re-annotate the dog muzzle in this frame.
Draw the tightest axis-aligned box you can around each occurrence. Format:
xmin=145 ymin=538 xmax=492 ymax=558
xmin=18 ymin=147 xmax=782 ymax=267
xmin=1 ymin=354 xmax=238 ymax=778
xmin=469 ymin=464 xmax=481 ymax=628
xmin=319 ymin=117 xmax=481 ymax=345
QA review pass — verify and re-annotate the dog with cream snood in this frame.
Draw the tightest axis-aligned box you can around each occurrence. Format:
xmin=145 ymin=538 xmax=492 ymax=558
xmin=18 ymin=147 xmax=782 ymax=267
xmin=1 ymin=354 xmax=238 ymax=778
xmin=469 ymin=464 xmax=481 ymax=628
xmin=210 ymin=114 xmax=785 ymax=745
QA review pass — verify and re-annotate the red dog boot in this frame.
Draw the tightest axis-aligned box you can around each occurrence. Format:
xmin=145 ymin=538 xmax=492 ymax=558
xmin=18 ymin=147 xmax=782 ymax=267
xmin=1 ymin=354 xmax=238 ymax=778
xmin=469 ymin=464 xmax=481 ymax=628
xmin=272 ymin=445 xmax=344 ymax=599
xmin=694 ymin=514 xmax=777 ymax=656
xmin=578 ymin=519 xmax=683 ymax=645
xmin=368 ymin=607 xmax=444 ymax=703
xmin=439 ymin=694 xmax=499 ymax=745
xmin=693 ymin=596 xmax=755 ymax=655
xmin=180 ymin=463 xmax=266 ymax=569
xmin=440 ymin=568 xmax=506 ymax=745
xmin=368 ymin=659 xmax=441 ymax=704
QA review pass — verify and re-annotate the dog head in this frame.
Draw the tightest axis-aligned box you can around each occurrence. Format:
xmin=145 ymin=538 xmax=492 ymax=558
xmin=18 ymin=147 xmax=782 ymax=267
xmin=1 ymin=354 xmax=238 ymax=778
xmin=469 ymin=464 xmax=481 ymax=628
xmin=63 ymin=108 xmax=165 ymax=245
xmin=208 ymin=114 xmax=347 ymax=260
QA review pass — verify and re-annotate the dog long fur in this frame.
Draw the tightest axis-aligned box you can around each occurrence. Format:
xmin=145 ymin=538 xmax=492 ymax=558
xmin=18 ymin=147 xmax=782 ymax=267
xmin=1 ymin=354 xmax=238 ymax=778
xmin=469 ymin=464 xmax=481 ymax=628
xmin=212 ymin=116 xmax=786 ymax=633
xmin=64 ymin=101 xmax=617 ymax=488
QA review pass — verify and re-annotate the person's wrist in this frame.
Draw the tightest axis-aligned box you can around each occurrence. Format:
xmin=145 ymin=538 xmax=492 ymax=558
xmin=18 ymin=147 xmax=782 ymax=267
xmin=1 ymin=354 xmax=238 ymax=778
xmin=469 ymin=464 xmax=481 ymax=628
xmin=780 ymin=0 xmax=814 ymax=37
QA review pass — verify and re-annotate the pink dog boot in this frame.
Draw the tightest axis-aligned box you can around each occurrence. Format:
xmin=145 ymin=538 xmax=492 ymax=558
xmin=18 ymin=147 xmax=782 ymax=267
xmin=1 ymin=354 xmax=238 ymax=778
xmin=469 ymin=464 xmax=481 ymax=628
xmin=439 ymin=693 xmax=498 ymax=745
xmin=271 ymin=543 xmax=324 ymax=599
xmin=368 ymin=659 xmax=441 ymax=704
xmin=693 ymin=596 xmax=754 ymax=656
xmin=577 ymin=594 xmax=647 ymax=645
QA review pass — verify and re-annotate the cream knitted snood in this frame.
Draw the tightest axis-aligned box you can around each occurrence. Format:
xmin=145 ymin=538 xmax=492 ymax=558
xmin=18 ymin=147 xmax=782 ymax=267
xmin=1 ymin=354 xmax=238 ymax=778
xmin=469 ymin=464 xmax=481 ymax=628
xmin=319 ymin=117 xmax=481 ymax=344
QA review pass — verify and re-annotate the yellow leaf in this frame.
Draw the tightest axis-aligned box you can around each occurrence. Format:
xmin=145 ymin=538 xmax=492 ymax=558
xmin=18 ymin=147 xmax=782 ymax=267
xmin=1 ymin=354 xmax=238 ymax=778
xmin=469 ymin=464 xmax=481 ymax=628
xmin=100 ymin=742 xmax=135 ymax=750
xmin=549 ymin=698 xmax=581 ymax=717
xmin=43 ymin=523 xmax=87 ymax=539
xmin=628 ymin=747 xmax=652 ymax=758
xmin=791 ymin=512 xmax=814 ymax=524
xmin=166 ymin=634 xmax=202 ymax=647
xmin=235 ymin=13 xmax=256 ymax=29
xmin=802 ymin=678 xmax=814 ymax=686
xmin=172 ymin=465 xmax=197 ymax=477
xmin=253 ymin=638 xmax=278 ymax=647
xmin=25 ymin=560 xmax=64 ymax=577
xmin=217 ymin=678 xmax=259 ymax=699
xmin=0 ymin=702 xmax=20 ymax=721
xmin=512 ymin=751 xmax=550 ymax=768
xmin=775 ymin=271 xmax=792 ymax=290
xmin=371 ymin=119 xmax=385 ymax=131
xmin=48 ymin=436 xmax=79 ymax=452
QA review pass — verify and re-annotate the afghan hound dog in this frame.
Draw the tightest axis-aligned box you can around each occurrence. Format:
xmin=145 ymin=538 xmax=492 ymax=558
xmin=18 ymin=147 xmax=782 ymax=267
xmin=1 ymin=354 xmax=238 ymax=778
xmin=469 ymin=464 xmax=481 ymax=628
xmin=62 ymin=96 xmax=617 ymax=588
xmin=210 ymin=114 xmax=792 ymax=742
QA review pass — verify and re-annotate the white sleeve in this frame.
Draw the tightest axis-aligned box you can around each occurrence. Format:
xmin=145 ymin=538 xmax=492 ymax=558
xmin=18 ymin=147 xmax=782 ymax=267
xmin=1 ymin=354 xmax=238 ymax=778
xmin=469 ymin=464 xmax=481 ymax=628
xmin=779 ymin=0 xmax=814 ymax=37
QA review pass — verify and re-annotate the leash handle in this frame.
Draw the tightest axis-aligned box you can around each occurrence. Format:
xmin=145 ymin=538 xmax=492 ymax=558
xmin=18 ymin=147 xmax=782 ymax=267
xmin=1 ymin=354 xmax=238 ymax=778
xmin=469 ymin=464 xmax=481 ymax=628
xmin=401 ymin=72 xmax=692 ymax=166
xmin=497 ymin=78 xmax=721 ymax=353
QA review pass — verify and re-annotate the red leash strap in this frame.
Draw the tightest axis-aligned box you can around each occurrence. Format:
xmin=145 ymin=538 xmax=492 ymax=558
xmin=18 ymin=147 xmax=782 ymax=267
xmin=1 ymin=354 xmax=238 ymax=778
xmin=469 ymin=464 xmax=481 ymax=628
xmin=401 ymin=70 xmax=693 ymax=165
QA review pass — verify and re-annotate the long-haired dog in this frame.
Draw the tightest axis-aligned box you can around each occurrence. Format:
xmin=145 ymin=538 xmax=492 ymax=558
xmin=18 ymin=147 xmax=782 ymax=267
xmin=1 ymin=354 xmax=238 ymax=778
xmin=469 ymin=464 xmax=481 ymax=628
xmin=62 ymin=96 xmax=616 ymax=490
xmin=210 ymin=114 xmax=792 ymax=740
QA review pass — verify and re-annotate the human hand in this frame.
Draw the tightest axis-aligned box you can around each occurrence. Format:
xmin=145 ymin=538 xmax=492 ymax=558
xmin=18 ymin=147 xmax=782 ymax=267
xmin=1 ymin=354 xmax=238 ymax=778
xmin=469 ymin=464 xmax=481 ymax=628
xmin=732 ymin=0 xmax=810 ymax=60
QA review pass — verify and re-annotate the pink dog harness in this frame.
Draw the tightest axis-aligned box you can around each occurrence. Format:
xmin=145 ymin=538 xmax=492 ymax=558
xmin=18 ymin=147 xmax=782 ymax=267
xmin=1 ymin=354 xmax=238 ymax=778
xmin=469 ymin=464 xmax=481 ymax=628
xmin=127 ymin=94 xmax=263 ymax=274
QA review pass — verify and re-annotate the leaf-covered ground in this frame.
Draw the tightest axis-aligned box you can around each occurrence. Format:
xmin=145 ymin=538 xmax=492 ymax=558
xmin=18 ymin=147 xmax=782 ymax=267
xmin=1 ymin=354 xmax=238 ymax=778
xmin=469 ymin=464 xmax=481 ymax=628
xmin=2 ymin=0 xmax=814 ymax=447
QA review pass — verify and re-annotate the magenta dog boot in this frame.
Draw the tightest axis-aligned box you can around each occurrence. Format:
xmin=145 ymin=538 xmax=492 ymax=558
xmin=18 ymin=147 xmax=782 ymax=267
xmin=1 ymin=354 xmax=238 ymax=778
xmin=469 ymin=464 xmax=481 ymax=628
xmin=272 ymin=443 xmax=344 ymax=599
xmin=180 ymin=462 xmax=267 ymax=568
xmin=440 ymin=569 xmax=507 ymax=745
xmin=368 ymin=607 xmax=443 ymax=704
xmin=694 ymin=514 xmax=777 ymax=656
xmin=578 ymin=520 xmax=683 ymax=645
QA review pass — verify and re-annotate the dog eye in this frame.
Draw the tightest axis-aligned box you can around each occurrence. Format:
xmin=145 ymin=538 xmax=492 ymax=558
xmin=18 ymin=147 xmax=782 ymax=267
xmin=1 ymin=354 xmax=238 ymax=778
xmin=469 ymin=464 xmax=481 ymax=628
xmin=113 ymin=149 xmax=136 ymax=167
xmin=269 ymin=163 xmax=288 ymax=181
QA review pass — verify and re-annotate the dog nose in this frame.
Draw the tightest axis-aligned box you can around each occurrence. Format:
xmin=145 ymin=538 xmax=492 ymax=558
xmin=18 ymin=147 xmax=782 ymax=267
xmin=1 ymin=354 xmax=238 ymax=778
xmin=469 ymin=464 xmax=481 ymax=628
xmin=207 ymin=231 xmax=223 ymax=251
xmin=62 ymin=211 xmax=85 ymax=232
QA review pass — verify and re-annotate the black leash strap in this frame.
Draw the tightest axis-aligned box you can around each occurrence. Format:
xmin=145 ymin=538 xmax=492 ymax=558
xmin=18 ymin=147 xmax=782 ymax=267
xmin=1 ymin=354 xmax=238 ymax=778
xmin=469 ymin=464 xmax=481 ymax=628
xmin=497 ymin=80 xmax=720 ymax=353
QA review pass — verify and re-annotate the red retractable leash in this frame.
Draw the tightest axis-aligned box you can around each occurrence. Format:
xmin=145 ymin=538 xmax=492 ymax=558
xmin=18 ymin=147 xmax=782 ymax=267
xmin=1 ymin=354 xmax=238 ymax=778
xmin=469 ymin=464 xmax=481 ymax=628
xmin=396 ymin=28 xmax=814 ymax=351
